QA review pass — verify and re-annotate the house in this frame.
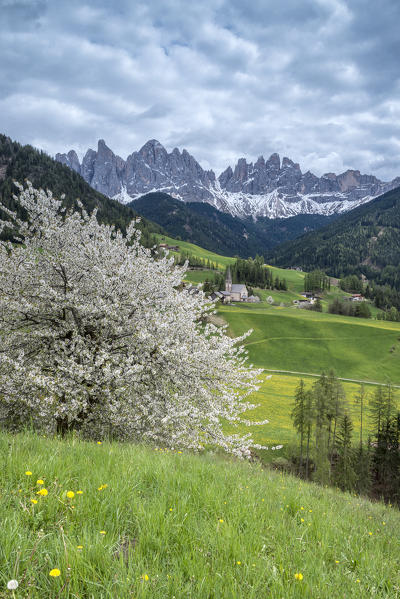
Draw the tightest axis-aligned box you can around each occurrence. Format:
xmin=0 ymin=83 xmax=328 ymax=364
xmin=350 ymin=294 xmax=365 ymax=302
xmin=159 ymin=243 xmax=180 ymax=251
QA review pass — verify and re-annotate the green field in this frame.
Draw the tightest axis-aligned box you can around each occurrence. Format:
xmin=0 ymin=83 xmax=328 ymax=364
xmin=219 ymin=303 xmax=400 ymax=384
xmin=2 ymin=432 xmax=399 ymax=598
xmin=156 ymin=234 xmax=236 ymax=269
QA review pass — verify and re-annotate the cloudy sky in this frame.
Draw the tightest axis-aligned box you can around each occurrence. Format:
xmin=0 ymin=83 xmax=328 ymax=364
xmin=1 ymin=0 xmax=400 ymax=179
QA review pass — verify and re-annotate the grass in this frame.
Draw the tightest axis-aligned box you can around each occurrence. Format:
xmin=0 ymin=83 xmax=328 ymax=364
xmin=155 ymin=235 xmax=236 ymax=269
xmin=219 ymin=303 xmax=400 ymax=384
xmin=1 ymin=431 xmax=400 ymax=598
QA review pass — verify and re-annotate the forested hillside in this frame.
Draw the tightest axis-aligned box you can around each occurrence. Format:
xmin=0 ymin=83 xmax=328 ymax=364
xmin=0 ymin=134 xmax=163 ymax=246
xmin=268 ymin=186 xmax=400 ymax=288
xmin=131 ymin=192 xmax=335 ymax=258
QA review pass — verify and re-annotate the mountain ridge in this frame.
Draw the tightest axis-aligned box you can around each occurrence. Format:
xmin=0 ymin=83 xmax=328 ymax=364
xmin=56 ymin=139 xmax=400 ymax=219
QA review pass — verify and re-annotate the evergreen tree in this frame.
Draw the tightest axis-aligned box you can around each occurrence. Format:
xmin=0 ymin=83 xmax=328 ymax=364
xmin=291 ymin=379 xmax=307 ymax=475
xmin=334 ymin=413 xmax=356 ymax=491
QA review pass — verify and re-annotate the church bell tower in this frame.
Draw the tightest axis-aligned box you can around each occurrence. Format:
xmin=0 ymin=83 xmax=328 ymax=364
xmin=225 ymin=266 xmax=232 ymax=292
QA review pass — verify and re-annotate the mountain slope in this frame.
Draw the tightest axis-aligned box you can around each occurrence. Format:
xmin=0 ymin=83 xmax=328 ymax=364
xmin=0 ymin=134 xmax=163 ymax=245
xmin=131 ymin=192 xmax=336 ymax=257
xmin=268 ymin=185 xmax=400 ymax=287
xmin=57 ymin=139 xmax=400 ymax=219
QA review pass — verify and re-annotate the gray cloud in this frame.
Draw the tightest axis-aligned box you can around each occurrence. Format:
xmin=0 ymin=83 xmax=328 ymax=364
xmin=1 ymin=0 xmax=400 ymax=180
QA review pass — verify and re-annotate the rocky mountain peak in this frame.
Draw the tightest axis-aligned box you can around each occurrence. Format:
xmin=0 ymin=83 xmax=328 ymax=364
xmin=56 ymin=139 xmax=400 ymax=220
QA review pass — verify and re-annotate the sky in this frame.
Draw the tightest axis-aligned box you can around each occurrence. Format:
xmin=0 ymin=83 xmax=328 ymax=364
xmin=1 ymin=0 xmax=400 ymax=180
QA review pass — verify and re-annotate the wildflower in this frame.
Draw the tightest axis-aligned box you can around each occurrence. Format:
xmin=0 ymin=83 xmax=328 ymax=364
xmin=178 ymin=451 xmax=182 ymax=454
xmin=219 ymin=519 xmax=224 ymax=523
xmin=66 ymin=491 xmax=75 ymax=499
xmin=300 ymin=518 xmax=304 ymax=522
xmin=25 ymin=471 xmax=32 ymax=476
xmin=300 ymin=507 xmax=304 ymax=510
xmin=100 ymin=530 xmax=106 ymax=535
xmin=141 ymin=574 xmax=149 ymax=581
xmin=236 ymin=561 xmax=241 ymax=565
xmin=169 ymin=508 xmax=173 ymax=512
xmin=97 ymin=441 xmax=102 ymax=445
xmin=37 ymin=488 xmax=48 ymax=496
xmin=36 ymin=479 xmax=44 ymax=485
xmin=7 ymin=580 xmax=19 ymax=590
xmin=77 ymin=545 xmax=83 ymax=550
xmin=49 ymin=569 xmax=61 ymax=577
xmin=356 ymin=579 xmax=360 ymax=583
xmin=294 ymin=572 xmax=303 ymax=581
xmin=31 ymin=499 xmax=38 ymax=504
xmin=382 ymin=521 xmax=386 ymax=526
xmin=335 ymin=560 xmax=339 ymax=564
xmin=77 ymin=490 xmax=83 ymax=494
xmin=368 ymin=531 xmax=373 ymax=536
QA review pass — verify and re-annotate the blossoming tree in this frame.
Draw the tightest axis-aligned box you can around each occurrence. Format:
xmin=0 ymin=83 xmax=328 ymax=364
xmin=0 ymin=183 xmax=268 ymax=455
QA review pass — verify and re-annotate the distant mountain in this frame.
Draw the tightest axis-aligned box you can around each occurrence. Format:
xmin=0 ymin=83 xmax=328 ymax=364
xmin=57 ymin=139 xmax=400 ymax=219
xmin=131 ymin=192 xmax=336 ymax=257
xmin=0 ymin=134 xmax=163 ymax=246
xmin=267 ymin=185 xmax=400 ymax=288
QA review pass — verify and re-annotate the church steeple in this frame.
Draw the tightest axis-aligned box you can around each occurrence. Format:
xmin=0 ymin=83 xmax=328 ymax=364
xmin=225 ymin=266 xmax=232 ymax=292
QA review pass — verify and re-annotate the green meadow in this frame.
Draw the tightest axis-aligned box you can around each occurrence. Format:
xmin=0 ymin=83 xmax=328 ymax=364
xmin=155 ymin=234 xmax=236 ymax=269
xmin=1 ymin=432 xmax=400 ymax=599
xmin=219 ymin=303 xmax=400 ymax=383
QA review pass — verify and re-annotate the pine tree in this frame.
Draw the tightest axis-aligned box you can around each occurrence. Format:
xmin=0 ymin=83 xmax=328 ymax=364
xmin=291 ymin=379 xmax=307 ymax=475
xmin=334 ymin=413 xmax=356 ymax=491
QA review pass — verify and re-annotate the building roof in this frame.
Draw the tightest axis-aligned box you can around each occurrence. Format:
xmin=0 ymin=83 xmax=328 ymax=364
xmin=220 ymin=291 xmax=231 ymax=296
xmin=231 ymin=284 xmax=247 ymax=293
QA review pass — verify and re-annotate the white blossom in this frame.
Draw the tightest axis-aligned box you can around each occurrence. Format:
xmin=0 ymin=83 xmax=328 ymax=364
xmin=0 ymin=182 xmax=269 ymax=456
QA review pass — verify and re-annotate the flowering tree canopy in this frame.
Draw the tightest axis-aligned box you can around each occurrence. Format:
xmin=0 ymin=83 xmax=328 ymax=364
xmin=0 ymin=183 xmax=268 ymax=456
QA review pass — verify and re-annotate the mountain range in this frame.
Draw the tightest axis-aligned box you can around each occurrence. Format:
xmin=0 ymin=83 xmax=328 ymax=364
xmin=56 ymin=139 xmax=400 ymax=219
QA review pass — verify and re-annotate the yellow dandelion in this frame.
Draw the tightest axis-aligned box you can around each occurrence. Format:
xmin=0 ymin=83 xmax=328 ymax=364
xmin=178 ymin=451 xmax=182 ymax=454
xmin=100 ymin=530 xmax=106 ymax=535
xmin=356 ymin=579 xmax=360 ymax=583
xmin=141 ymin=574 xmax=149 ymax=581
xmin=309 ymin=509 xmax=312 ymax=512
xmin=25 ymin=471 xmax=32 ymax=476
xmin=31 ymin=498 xmax=38 ymax=504
xmin=36 ymin=479 xmax=44 ymax=485
xmin=294 ymin=572 xmax=303 ymax=581
xmin=335 ymin=560 xmax=339 ymax=564
xmin=77 ymin=545 xmax=83 ymax=550
xmin=368 ymin=531 xmax=373 ymax=536
xmin=300 ymin=518 xmax=304 ymax=522
xmin=76 ymin=490 xmax=83 ymax=495
xmin=236 ymin=561 xmax=241 ymax=565
xmin=37 ymin=488 xmax=48 ymax=496
xmin=382 ymin=521 xmax=386 ymax=526
xmin=49 ymin=569 xmax=61 ymax=577
xmin=66 ymin=491 xmax=75 ymax=499
xmin=97 ymin=441 xmax=102 ymax=445
xmin=169 ymin=508 xmax=173 ymax=512
xmin=219 ymin=519 xmax=224 ymax=523
xmin=300 ymin=506 xmax=304 ymax=510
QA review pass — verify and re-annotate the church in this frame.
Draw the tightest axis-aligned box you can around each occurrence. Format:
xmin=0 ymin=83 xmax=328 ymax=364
xmin=220 ymin=267 xmax=249 ymax=303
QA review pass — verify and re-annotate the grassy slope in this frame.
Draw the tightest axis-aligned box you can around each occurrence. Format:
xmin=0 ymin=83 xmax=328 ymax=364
xmin=155 ymin=234 xmax=236 ymax=269
xmin=1 ymin=432 xmax=399 ymax=599
xmin=219 ymin=304 xmax=400 ymax=383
